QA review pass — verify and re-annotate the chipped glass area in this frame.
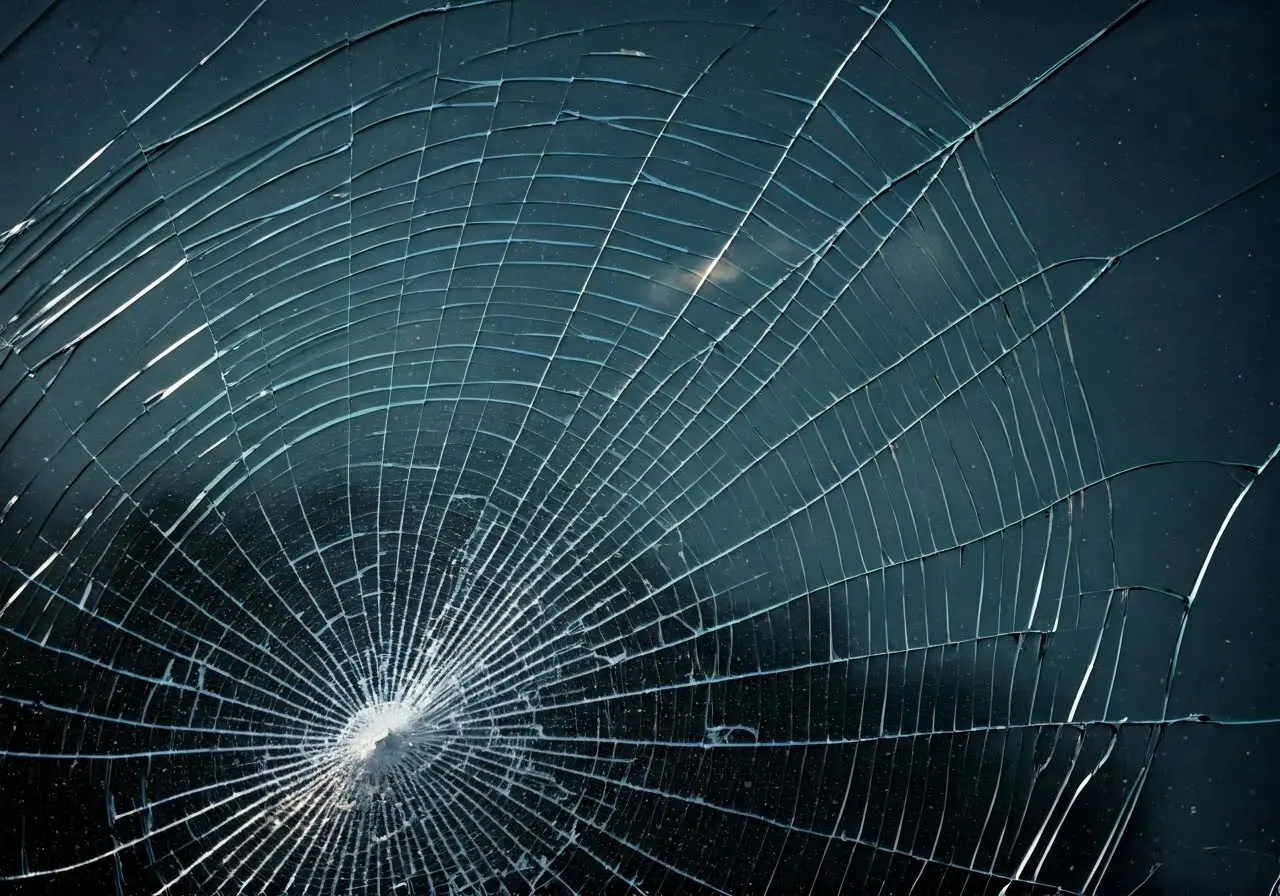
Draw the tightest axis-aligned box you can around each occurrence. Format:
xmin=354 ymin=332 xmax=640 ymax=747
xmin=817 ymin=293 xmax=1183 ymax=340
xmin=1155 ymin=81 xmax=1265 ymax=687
xmin=0 ymin=0 xmax=1277 ymax=894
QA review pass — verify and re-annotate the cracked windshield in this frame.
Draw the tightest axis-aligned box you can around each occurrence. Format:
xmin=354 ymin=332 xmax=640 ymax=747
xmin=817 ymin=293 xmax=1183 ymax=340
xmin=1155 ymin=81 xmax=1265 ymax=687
xmin=0 ymin=0 xmax=1276 ymax=894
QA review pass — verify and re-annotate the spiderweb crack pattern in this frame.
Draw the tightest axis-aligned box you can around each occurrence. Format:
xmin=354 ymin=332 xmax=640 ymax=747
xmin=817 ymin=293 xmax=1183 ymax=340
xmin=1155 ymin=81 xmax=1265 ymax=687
xmin=0 ymin=0 xmax=1277 ymax=894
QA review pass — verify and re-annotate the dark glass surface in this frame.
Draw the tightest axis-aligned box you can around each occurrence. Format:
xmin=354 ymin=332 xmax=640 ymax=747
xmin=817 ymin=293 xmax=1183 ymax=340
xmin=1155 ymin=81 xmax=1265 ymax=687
xmin=0 ymin=1 xmax=1276 ymax=893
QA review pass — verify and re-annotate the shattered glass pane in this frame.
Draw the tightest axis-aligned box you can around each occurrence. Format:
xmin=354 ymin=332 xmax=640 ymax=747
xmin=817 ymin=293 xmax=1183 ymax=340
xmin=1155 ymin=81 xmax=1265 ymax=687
xmin=1 ymin=0 xmax=1277 ymax=893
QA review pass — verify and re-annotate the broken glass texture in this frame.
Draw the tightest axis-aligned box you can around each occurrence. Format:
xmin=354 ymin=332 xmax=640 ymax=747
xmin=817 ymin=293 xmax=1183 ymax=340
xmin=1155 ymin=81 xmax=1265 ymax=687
xmin=0 ymin=0 xmax=1277 ymax=893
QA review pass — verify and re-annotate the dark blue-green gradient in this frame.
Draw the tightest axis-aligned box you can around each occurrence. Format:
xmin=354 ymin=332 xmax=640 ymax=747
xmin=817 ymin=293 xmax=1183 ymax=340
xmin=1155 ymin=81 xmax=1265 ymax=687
xmin=0 ymin=1 xmax=1276 ymax=893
